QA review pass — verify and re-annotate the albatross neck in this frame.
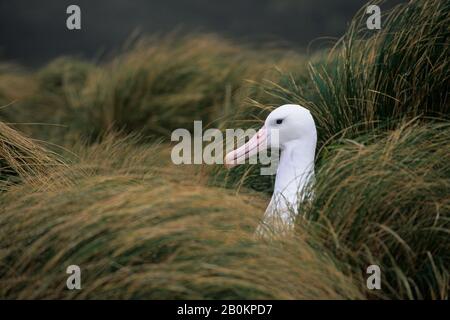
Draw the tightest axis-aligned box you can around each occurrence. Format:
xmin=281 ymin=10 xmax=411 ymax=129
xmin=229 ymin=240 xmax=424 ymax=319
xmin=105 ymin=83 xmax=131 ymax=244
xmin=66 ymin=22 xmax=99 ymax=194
xmin=273 ymin=138 xmax=316 ymax=206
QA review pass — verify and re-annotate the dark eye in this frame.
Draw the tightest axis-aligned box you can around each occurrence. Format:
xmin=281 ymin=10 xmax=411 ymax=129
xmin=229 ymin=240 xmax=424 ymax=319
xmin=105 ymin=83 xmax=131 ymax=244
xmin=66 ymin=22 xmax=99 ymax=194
xmin=276 ymin=119 xmax=283 ymax=125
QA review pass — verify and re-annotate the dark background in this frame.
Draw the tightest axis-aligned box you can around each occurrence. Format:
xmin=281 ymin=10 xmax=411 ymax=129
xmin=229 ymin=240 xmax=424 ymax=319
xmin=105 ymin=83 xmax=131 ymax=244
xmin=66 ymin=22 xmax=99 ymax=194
xmin=0 ymin=0 xmax=404 ymax=67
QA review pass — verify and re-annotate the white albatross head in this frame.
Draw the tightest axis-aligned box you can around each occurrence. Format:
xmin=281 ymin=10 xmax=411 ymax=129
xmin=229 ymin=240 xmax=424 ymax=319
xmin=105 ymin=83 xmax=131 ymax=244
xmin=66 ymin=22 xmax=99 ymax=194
xmin=224 ymin=104 xmax=317 ymax=168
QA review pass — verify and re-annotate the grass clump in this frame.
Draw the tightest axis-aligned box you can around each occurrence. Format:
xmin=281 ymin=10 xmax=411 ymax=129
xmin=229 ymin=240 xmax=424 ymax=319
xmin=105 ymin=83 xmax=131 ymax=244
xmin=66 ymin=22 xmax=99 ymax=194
xmin=303 ymin=122 xmax=450 ymax=299
xmin=0 ymin=35 xmax=301 ymax=144
xmin=0 ymin=137 xmax=362 ymax=299
xmin=220 ymin=0 xmax=450 ymax=193
xmin=0 ymin=0 xmax=448 ymax=300
xmin=0 ymin=121 xmax=65 ymax=190
xmin=254 ymin=0 xmax=449 ymax=142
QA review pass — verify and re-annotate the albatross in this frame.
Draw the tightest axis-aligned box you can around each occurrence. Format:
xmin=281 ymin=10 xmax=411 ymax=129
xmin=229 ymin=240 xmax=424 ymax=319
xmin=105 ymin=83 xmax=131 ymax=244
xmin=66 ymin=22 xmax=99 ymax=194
xmin=224 ymin=104 xmax=317 ymax=237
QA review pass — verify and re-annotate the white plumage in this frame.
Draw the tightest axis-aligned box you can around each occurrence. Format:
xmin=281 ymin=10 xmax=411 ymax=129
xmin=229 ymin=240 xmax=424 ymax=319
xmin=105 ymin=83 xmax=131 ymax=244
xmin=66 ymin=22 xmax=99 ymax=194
xmin=225 ymin=104 xmax=317 ymax=237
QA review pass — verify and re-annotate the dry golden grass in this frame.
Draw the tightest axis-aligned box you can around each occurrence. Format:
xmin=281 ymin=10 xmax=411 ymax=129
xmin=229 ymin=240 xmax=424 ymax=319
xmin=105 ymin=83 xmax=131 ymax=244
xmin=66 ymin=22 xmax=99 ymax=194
xmin=0 ymin=121 xmax=67 ymax=190
xmin=0 ymin=34 xmax=304 ymax=145
xmin=0 ymin=136 xmax=362 ymax=299
xmin=0 ymin=64 xmax=37 ymax=104
xmin=0 ymin=0 xmax=448 ymax=300
xmin=303 ymin=121 xmax=450 ymax=299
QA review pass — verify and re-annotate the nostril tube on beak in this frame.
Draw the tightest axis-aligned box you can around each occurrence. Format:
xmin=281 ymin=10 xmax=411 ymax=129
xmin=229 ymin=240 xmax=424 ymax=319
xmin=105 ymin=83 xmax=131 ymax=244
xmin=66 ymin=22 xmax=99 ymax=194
xmin=224 ymin=126 xmax=267 ymax=169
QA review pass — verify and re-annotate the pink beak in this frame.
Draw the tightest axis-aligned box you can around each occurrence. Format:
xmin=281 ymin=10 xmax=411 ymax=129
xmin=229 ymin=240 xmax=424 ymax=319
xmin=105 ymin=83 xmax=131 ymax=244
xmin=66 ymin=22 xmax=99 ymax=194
xmin=224 ymin=126 xmax=268 ymax=168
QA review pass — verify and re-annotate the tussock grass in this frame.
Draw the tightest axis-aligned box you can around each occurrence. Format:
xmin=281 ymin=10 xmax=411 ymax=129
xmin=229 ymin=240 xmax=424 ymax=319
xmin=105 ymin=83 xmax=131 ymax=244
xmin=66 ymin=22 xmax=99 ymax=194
xmin=0 ymin=35 xmax=302 ymax=144
xmin=0 ymin=121 xmax=66 ymax=190
xmin=303 ymin=122 xmax=450 ymax=299
xmin=0 ymin=0 xmax=448 ymax=299
xmin=208 ymin=0 xmax=450 ymax=299
xmin=250 ymin=0 xmax=449 ymax=140
xmin=220 ymin=0 xmax=450 ymax=193
xmin=0 ymin=137 xmax=362 ymax=299
xmin=0 ymin=64 xmax=36 ymax=107
xmin=79 ymin=35 xmax=269 ymax=138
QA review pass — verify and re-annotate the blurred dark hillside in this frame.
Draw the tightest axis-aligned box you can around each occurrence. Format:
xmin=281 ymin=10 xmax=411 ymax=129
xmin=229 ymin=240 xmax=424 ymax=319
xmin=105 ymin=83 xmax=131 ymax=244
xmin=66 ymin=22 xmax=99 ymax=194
xmin=0 ymin=0 xmax=403 ymax=67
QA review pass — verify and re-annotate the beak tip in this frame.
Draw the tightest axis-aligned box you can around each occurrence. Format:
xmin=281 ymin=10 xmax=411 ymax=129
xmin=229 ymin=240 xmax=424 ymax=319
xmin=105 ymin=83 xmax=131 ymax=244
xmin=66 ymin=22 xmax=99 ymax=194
xmin=223 ymin=126 xmax=267 ymax=169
